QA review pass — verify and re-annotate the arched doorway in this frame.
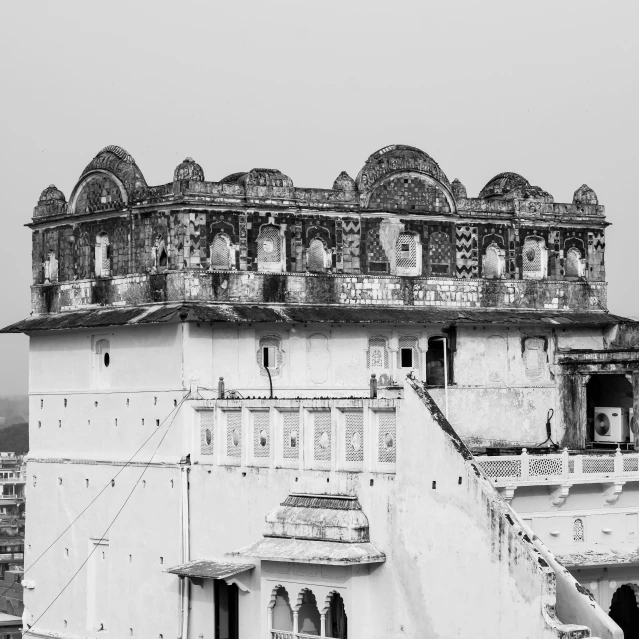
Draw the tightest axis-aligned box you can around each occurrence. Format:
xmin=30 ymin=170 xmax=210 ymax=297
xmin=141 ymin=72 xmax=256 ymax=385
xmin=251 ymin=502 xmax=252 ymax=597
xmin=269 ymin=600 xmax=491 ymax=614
xmin=296 ymin=589 xmax=321 ymax=636
xmin=325 ymin=592 xmax=347 ymax=638
xmin=609 ymin=584 xmax=639 ymax=639
xmin=270 ymin=586 xmax=293 ymax=634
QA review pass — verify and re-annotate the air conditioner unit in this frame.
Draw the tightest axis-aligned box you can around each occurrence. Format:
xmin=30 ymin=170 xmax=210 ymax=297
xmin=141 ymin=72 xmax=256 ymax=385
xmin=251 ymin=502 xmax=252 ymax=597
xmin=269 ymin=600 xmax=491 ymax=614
xmin=594 ymin=407 xmax=630 ymax=443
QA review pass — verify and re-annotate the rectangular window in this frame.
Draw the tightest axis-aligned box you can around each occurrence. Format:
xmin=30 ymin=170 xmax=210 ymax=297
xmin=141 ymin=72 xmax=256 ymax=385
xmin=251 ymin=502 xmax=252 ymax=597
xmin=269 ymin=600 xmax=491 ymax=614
xmin=400 ymin=348 xmax=413 ymax=368
xmin=369 ymin=261 xmax=389 ymax=273
xmin=263 ymin=346 xmax=275 ymax=369
xmin=215 ymin=580 xmax=238 ymax=639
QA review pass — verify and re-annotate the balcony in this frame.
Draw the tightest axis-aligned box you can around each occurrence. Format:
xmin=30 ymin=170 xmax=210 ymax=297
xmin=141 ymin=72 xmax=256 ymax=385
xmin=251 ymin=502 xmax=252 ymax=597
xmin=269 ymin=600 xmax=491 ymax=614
xmin=474 ymin=448 xmax=639 ymax=504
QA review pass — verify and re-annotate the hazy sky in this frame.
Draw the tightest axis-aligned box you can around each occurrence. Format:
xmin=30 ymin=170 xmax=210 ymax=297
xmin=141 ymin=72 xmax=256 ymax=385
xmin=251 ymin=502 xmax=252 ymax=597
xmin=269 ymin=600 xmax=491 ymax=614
xmin=0 ymin=0 xmax=637 ymax=395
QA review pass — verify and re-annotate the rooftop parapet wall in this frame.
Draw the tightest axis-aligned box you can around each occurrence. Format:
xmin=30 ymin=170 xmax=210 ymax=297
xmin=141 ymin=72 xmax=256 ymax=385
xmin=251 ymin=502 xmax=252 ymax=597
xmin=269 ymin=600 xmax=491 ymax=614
xmin=30 ymin=270 xmax=607 ymax=314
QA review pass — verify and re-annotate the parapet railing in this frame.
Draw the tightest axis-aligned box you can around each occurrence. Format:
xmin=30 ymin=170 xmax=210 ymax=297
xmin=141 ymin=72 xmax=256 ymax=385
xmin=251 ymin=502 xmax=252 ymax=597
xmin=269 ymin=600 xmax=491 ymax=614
xmin=474 ymin=448 xmax=639 ymax=487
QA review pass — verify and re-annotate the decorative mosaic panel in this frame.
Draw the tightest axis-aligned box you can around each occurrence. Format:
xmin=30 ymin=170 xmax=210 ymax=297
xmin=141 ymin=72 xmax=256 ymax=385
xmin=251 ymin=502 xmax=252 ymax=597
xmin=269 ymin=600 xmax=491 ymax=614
xmin=378 ymin=412 xmax=396 ymax=464
xmin=75 ymin=175 xmax=124 ymax=214
xmin=428 ymin=230 xmax=452 ymax=276
xmin=225 ymin=411 xmax=242 ymax=458
xmin=367 ymin=337 xmax=389 ymax=370
xmin=367 ymin=176 xmax=451 ymax=213
xmin=396 ymin=233 xmax=417 ymax=269
xmin=252 ymin=411 xmax=270 ymax=458
xmin=455 ymin=226 xmax=478 ymax=278
xmin=282 ymin=412 xmax=300 ymax=459
xmin=573 ymin=518 xmax=585 ymax=542
xmin=345 ymin=412 xmax=364 ymax=463
xmin=200 ymin=411 xmax=214 ymax=455
xmin=366 ymin=226 xmax=388 ymax=264
xmin=313 ymin=412 xmax=332 ymax=462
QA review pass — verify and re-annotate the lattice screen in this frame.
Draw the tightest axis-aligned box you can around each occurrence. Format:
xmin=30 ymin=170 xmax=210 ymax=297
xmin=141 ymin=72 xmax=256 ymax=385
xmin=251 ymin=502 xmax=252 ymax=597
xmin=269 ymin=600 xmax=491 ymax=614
xmin=345 ymin=412 xmax=364 ymax=463
xmin=523 ymin=237 xmax=542 ymax=273
xmin=573 ymin=518 xmax=585 ymax=542
xmin=624 ymin=457 xmax=639 ymax=472
xmin=225 ymin=411 xmax=241 ymax=458
xmin=378 ymin=412 xmax=396 ymax=464
xmin=566 ymin=248 xmax=581 ymax=277
xmin=396 ymin=233 xmax=417 ymax=269
xmin=582 ymin=456 xmax=614 ymax=473
xmin=96 ymin=234 xmax=110 ymax=277
xmin=252 ymin=411 xmax=270 ymax=458
xmin=476 ymin=459 xmax=521 ymax=479
xmin=257 ymin=226 xmax=282 ymax=263
xmin=397 ymin=336 xmax=419 ymax=368
xmin=200 ymin=411 xmax=214 ymax=455
xmin=307 ymin=238 xmax=326 ymax=272
xmin=483 ymin=246 xmax=500 ymax=279
xmin=313 ymin=412 xmax=331 ymax=462
xmin=367 ymin=337 xmax=389 ymax=369
xmin=210 ymin=234 xmax=231 ymax=269
xmin=282 ymin=412 xmax=300 ymax=459
xmin=529 ymin=456 xmax=562 ymax=477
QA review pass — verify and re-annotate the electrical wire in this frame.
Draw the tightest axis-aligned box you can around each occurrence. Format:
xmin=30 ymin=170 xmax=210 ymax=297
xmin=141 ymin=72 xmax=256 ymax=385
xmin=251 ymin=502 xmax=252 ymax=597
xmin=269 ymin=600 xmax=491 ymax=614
xmin=23 ymin=391 xmax=190 ymax=635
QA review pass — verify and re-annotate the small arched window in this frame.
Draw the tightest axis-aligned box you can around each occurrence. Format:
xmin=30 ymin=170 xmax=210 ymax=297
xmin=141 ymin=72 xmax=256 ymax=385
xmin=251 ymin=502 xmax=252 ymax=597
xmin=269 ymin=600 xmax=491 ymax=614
xmin=397 ymin=336 xmax=419 ymax=370
xmin=565 ymin=247 xmax=583 ymax=278
xmin=257 ymin=335 xmax=283 ymax=378
xmin=43 ymin=251 xmax=59 ymax=283
xmin=210 ymin=233 xmax=233 ymax=270
xmin=94 ymin=338 xmax=111 ymax=389
xmin=95 ymin=233 xmax=111 ymax=278
xmin=522 ymin=236 xmax=548 ymax=280
xmin=573 ymin=518 xmax=585 ymax=542
xmin=395 ymin=232 xmax=420 ymax=275
xmin=270 ymin=586 xmax=293 ymax=633
xmin=257 ymin=225 xmax=284 ymax=272
xmin=307 ymin=238 xmax=329 ymax=272
xmin=367 ymin=337 xmax=389 ymax=371
xmin=483 ymin=244 xmax=504 ymax=279
xmin=297 ymin=589 xmax=321 ymax=636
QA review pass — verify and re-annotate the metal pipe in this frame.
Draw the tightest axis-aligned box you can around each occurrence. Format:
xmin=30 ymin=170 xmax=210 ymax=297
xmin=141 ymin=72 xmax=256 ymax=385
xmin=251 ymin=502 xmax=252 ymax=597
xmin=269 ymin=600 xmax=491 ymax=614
xmin=179 ymin=465 xmax=191 ymax=639
xmin=265 ymin=365 xmax=273 ymax=399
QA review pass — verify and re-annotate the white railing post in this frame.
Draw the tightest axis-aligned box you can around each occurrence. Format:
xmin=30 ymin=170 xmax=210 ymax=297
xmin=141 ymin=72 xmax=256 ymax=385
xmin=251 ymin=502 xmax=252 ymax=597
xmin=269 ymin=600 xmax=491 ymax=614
xmin=562 ymin=448 xmax=570 ymax=479
xmin=521 ymin=448 xmax=529 ymax=481
xmin=320 ymin=612 xmax=326 ymax=638
xmin=615 ymin=447 xmax=623 ymax=475
xmin=293 ymin=611 xmax=299 ymax=636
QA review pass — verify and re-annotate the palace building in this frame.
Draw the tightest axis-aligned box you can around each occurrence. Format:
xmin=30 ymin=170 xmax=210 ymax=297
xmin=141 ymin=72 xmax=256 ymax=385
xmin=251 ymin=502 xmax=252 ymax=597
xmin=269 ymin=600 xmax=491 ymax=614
xmin=4 ymin=143 xmax=639 ymax=638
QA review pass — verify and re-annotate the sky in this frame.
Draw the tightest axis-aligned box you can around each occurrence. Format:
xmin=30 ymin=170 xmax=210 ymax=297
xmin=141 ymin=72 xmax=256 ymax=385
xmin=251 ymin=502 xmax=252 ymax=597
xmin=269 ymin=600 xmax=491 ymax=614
xmin=0 ymin=0 xmax=637 ymax=395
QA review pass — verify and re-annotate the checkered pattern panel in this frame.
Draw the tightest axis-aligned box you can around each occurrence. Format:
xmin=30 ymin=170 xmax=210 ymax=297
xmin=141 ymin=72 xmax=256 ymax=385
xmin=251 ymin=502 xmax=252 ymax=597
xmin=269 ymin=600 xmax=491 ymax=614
xmin=282 ymin=412 xmax=300 ymax=459
xmin=366 ymin=227 xmax=387 ymax=263
xmin=257 ymin=225 xmax=281 ymax=263
xmin=252 ymin=411 xmax=270 ymax=458
xmin=225 ymin=411 xmax=242 ymax=458
xmin=200 ymin=411 xmax=214 ymax=455
xmin=523 ymin=237 xmax=542 ymax=272
xmin=345 ymin=412 xmax=364 ymax=463
xmin=313 ymin=412 xmax=332 ymax=462
xmin=396 ymin=233 xmax=417 ymax=269
xmin=378 ymin=412 xmax=397 ymax=463
xmin=428 ymin=231 xmax=452 ymax=276
xmin=75 ymin=175 xmax=124 ymax=214
xmin=368 ymin=176 xmax=451 ymax=213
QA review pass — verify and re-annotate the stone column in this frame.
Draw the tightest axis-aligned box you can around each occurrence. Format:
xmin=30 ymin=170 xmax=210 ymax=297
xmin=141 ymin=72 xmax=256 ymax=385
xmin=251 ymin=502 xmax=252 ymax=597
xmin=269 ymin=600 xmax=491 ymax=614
xmin=320 ymin=612 xmax=326 ymax=637
xmin=558 ymin=372 xmax=589 ymax=449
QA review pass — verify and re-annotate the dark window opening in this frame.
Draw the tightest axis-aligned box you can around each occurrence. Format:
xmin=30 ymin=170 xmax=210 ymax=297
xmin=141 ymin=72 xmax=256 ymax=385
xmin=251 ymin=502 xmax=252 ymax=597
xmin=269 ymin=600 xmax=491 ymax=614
xmin=400 ymin=348 xmax=413 ymax=368
xmin=369 ymin=261 xmax=389 ymax=273
xmin=263 ymin=346 xmax=275 ymax=369
xmin=215 ymin=580 xmax=238 ymax=639
xmin=104 ymin=353 xmax=110 ymax=368
xmin=609 ymin=584 xmax=639 ymax=639
xmin=159 ymin=249 xmax=167 ymax=267
xmin=586 ymin=374 xmax=633 ymax=446
xmin=426 ymin=337 xmax=451 ymax=386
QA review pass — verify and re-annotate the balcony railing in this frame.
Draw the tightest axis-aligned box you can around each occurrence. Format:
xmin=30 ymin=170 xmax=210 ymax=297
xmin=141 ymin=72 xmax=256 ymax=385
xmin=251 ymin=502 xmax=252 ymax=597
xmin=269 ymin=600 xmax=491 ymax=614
xmin=271 ymin=632 xmax=318 ymax=639
xmin=475 ymin=448 xmax=639 ymax=487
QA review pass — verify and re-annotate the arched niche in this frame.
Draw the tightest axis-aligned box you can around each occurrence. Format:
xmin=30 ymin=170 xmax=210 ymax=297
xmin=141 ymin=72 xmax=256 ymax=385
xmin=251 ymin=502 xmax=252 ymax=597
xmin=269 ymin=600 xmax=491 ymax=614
xmin=69 ymin=170 xmax=129 ymax=216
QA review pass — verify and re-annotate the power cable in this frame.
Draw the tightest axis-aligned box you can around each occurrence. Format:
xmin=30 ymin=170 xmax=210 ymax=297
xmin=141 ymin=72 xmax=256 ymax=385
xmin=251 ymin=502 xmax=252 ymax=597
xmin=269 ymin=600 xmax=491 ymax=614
xmin=23 ymin=390 xmax=189 ymax=635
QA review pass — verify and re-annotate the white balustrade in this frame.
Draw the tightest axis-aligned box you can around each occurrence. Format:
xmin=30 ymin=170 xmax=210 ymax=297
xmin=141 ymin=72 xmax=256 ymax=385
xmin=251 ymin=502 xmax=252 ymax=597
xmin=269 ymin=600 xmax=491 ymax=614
xmin=475 ymin=448 xmax=639 ymax=487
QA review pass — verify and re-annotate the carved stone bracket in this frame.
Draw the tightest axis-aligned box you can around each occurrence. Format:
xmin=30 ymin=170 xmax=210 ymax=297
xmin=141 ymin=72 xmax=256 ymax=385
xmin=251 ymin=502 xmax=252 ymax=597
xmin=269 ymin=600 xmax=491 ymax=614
xmin=500 ymin=486 xmax=517 ymax=503
xmin=603 ymin=481 xmax=625 ymax=506
xmin=550 ymin=483 xmax=572 ymax=507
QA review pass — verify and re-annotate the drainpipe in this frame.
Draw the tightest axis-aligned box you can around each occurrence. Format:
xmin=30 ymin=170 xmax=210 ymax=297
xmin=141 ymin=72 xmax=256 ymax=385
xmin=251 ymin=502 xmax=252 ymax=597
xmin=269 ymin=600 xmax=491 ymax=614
xmin=179 ymin=464 xmax=191 ymax=639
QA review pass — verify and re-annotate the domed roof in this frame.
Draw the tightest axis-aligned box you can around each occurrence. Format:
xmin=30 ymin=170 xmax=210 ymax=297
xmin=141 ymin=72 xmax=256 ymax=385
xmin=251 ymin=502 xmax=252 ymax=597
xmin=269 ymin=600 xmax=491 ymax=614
xmin=356 ymin=144 xmax=451 ymax=191
xmin=38 ymin=184 xmax=66 ymax=203
xmin=451 ymin=178 xmax=467 ymax=199
xmin=332 ymin=171 xmax=356 ymax=191
xmin=573 ymin=184 xmax=598 ymax=206
xmin=219 ymin=172 xmax=246 ymax=184
xmin=479 ymin=172 xmax=552 ymax=201
xmin=239 ymin=168 xmax=293 ymax=189
xmin=174 ymin=157 xmax=204 ymax=182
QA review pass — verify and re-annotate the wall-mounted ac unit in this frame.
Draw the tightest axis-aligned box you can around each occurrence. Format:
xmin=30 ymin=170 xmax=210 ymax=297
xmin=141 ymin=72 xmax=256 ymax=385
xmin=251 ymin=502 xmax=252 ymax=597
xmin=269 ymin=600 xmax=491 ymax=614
xmin=594 ymin=407 xmax=630 ymax=443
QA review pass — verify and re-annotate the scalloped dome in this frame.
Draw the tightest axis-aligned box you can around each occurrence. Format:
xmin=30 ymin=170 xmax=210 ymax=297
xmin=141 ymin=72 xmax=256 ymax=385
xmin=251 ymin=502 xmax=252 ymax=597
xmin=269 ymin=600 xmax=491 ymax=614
xmin=573 ymin=184 xmax=598 ymax=206
xmin=451 ymin=178 xmax=467 ymax=199
xmin=333 ymin=171 xmax=356 ymax=191
xmin=174 ymin=157 xmax=204 ymax=182
xmin=39 ymin=184 xmax=66 ymax=203
xmin=356 ymin=144 xmax=451 ymax=190
xmin=479 ymin=172 xmax=552 ymax=201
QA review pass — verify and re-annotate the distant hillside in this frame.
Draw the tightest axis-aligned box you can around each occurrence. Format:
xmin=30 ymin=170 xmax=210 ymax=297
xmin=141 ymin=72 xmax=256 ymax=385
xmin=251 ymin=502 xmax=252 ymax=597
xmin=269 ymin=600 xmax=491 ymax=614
xmin=0 ymin=396 xmax=28 ymax=428
xmin=0 ymin=423 xmax=28 ymax=454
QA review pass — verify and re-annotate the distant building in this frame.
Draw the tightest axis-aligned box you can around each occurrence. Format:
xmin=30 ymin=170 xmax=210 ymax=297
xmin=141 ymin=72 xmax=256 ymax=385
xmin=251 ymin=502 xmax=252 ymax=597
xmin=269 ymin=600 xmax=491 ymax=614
xmin=5 ymin=143 xmax=639 ymax=638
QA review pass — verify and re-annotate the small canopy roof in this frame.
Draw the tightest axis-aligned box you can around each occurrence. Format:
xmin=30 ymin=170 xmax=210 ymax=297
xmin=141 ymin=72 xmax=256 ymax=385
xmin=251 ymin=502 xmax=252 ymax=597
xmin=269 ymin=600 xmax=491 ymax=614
xmin=166 ymin=558 xmax=254 ymax=580
xmin=227 ymin=537 xmax=385 ymax=566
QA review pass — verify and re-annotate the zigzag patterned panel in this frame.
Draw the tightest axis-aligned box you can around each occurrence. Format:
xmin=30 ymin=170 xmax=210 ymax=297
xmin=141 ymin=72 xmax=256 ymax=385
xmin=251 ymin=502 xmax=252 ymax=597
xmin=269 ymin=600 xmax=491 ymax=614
xmin=456 ymin=226 xmax=478 ymax=278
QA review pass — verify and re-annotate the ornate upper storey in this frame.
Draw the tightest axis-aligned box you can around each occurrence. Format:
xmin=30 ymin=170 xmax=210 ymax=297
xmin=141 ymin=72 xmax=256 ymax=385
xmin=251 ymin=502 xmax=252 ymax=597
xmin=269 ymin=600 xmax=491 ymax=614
xmin=29 ymin=144 xmax=608 ymax=314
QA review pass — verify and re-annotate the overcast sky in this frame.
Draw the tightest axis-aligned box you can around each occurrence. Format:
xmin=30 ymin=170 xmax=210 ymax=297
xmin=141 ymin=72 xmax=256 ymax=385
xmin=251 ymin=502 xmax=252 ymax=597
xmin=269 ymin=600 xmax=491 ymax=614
xmin=0 ymin=0 xmax=637 ymax=396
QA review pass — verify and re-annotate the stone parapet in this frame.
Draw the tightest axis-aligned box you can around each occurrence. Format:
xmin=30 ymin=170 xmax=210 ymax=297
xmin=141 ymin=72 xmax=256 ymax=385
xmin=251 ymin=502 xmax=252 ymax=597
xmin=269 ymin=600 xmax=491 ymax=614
xmin=30 ymin=271 xmax=607 ymax=314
